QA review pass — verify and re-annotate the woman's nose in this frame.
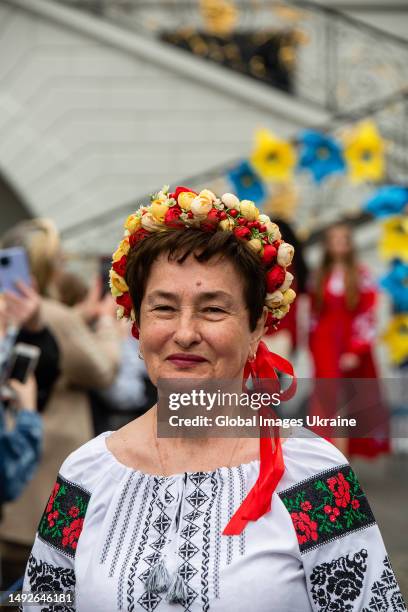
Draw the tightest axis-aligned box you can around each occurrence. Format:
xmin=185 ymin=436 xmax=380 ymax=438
xmin=172 ymin=309 xmax=202 ymax=347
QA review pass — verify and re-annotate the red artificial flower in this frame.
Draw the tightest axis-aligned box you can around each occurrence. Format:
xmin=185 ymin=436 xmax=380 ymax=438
xmin=261 ymin=245 xmax=277 ymax=267
xmin=264 ymin=311 xmax=279 ymax=333
xmin=237 ymin=217 xmax=247 ymax=226
xmin=234 ymin=227 xmax=251 ymax=239
xmin=206 ymin=208 xmax=220 ymax=224
xmin=46 ymin=482 xmax=60 ymax=514
xmin=229 ymin=209 xmax=239 ymax=217
xmin=273 ymin=239 xmax=283 ymax=249
xmin=200 ymin=221 xmax=217 ymax=233
xmin=351 ymin=499 xmax=360 ymax=509
xmin=62 ymin=518 xmax=84 ymax=551
xmin=266 ymin=265 xmax=286 ymax=292
xmin=131 ymin=322 xmax=139 ymax=339
xmin=301 ymin=501 xmax=312 ymax=511
xmin=291 ymin=511 xmax=318 ymax=545
xmin=327 ymin=472 xmax=351 ymax=508
xmin=69 ymin=506 xmax=80 ymax=518
xmin=164 ymin=204 xmax=184 ymax=228
xmin=116 ymin=292 xmax=133 ymax=316
xmin=259 ymin=224 xmax=267 ymax=233
xmin=112 ymin=255 xmax=127 ymax=277
xmin=169 ymin=186 xmax=197 ymax=201
xmin=219 ymin=211 xmax=228 ymax=220
xmin=129 ymin=228 xmax=150 ymax=248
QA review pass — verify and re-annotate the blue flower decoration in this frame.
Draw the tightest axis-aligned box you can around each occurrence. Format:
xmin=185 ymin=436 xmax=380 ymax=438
xmin=228 ymin=160 xmax=266 ymax=204
xmin=364 ymin=185 xmax=408 ymax=218
xmin=380 ymin=260 xmax=408 ymax=313
xmin=297 ymin=130 xmax=346 ymax=184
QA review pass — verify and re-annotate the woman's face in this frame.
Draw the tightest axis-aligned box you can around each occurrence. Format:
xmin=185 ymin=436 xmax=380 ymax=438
xmin=138 ymin=253 xmax=266 ymax=385
xmin=325 ymin=225 xmax=353 ymax=259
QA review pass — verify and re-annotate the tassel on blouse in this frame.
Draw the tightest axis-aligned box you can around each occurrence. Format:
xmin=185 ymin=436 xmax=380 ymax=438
xmin=145 ymin=558 xmax=171 ymax=593
xmin=165 ymin=570 xmax=189 ymax=604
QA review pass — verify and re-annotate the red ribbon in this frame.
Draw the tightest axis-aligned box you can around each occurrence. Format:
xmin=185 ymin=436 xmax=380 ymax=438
xmin=222 ymin=341 xmax=296 ymax=536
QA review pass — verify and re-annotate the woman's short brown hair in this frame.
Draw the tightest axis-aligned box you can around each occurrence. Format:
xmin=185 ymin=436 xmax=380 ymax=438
xmin=125 ymin=229 xmax=267 ymax=331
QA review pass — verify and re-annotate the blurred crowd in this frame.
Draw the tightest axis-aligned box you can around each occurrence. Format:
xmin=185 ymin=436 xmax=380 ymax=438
xmin=0 ymin=215 xmax=389 ymax=591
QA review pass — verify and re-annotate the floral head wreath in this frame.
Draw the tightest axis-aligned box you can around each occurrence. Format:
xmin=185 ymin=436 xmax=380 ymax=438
xmin=110 ymin=185 xmax=296 ymax=337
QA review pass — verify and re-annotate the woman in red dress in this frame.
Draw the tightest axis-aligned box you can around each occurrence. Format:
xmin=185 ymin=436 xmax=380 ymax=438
xmin=308 ymin=221 xmax=390 ymax=458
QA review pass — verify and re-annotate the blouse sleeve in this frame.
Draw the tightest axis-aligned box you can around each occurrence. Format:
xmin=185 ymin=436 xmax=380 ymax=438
xmin=20 ymin=435 xmax=107 ymax=611
xmin=279 ymin=459 xmax=406 ymax=611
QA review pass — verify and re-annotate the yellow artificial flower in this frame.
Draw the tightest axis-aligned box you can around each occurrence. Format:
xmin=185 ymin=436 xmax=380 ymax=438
xmin=109 ymin=269 xmax=129 ymax=295
xmin=112 ymin=237 xmax=130 ymax=262
xmin=250 ymin=129 xmax=296 ymax=182
xmin=200 ymin=0 xmax=238 ymax=36
xmin=240 ymin=200 xmax=259 ymax=221
xmin=124 ymin=214 xmax=141 ymax=233
xmin=343 ymin=120 xmax=385 ymax=183
xmin=379 ymin=216 xmax=408 ymax=262
xmin=151 ymin=200 xmax=170 ymax=221
xmin=178 ymin=191 xmax=196 ymax=211
xmin=382 ymin=314 xmax=408 ymax=366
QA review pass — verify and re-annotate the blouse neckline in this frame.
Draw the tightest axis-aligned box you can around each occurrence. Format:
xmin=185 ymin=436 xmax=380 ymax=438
xmin=101 ymin=430 xmax=294 ymax=480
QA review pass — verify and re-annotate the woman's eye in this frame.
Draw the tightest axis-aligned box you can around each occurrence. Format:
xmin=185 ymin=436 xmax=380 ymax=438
xmin=203 ymin=307 xmax=226 ymax=314
xmin=153 ymin=305 xmax=175 ymax=312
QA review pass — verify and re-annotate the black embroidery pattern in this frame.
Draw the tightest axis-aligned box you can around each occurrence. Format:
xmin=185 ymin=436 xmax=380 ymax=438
xmin=213 ymin=469 xmax=225 ymax=599
xmin=201 ymin=474 xmax=218 ymax=612
xmin=117 ymin=478 xmax=151 ymax=610
xmin=109 ymin=474 xmax=145 ymax=577
xmin=362 ymin=556 xmax=407 ymax=612
xmin=127 ymin=478 xmax=160 ymax=612
xmin=237 ymin=465 xmax=246 ymax=557
xmin=279 ymin=464 xmax=376 ymax=554
xmin=26 ymin=554 xmax=75 ymax=612
xmin=99 ymin=471 xmax=136 ymax=565
xmin=226 ymin=467 xmax=234 ymax=566
xmin=309 ymin=548 xmax=368 ymax=611
xmin=137 ymin=478 xmax=175 ymax=609
xmin=177 ymin=472 xmax=210 ymax=610
xmin=38 ymin=475 xmax=91 ymax=559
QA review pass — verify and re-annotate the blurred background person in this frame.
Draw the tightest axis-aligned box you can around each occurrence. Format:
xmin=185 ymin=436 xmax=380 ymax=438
xmin=56 ymin=269 xmax=156 ymax=434
xmin=0 ymin=218 xmax=121 ymax=587
xmin=308 ymin=221 xmax=390 ymax=459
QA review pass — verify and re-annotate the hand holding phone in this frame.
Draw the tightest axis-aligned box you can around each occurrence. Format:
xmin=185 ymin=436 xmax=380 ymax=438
xmin=0 ymin=247 xmax=31 ymax=295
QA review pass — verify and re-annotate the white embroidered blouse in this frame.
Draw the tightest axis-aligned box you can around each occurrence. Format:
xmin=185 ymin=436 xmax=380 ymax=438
xmin=22 ymin=430 xmax=406 ymax=612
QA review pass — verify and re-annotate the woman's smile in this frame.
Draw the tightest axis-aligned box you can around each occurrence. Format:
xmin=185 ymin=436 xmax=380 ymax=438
xmin=166 ymin=352 xmax=208 ymax=368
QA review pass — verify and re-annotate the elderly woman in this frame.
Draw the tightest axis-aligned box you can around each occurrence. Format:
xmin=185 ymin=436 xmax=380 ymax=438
xmin=22 ymin=187 xmax=405 ymax=612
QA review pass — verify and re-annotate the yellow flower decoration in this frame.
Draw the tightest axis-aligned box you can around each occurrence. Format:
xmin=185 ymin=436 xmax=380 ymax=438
xmin=343 ymin=121 xmax=385 ymax=183
xmin=112 ymin=237 xmax=130 ymax=262
xmin=382 ymin=314 xmax=408 ymax=366
xmin=200 ymin=0 xmax=238 ymax=36
xmin=109 ymin=269 xmax=129 ymax=295
xmin=124 ymin=214 xmax=141 ymax=233
xmin=250 ymin=129 xmax=296 ymax=182
xmin=379 ymin=216 xmax=408 ymax=262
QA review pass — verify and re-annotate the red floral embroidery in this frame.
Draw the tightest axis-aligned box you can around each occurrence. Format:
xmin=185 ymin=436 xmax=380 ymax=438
xmin=279 ymin=465 xmax=375 ymax=552
xmin=62 ymin=518 xmax=84 ymax=551
xmin=46 ymin=483 xmax=60 ymax=514
xmin=68 ymin=506 xmax=80 ymax=518
xmin=291 ymin=511 xmax=318 ymax=545
xmin=47 ymin=511 xmax=59 ymax=527
xmin=327 ymin=472 xmax=351 ymax=508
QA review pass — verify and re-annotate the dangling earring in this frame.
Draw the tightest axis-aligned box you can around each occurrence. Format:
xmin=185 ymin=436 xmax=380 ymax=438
xmin=138 ymin=350 xmax=144 ymax=360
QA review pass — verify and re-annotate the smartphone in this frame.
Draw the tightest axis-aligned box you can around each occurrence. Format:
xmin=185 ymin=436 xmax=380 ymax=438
xmin=0 ymin=247 xmax=31 ymax=295
xmin=100 ymin=256 xmax=112 ymax=296
xmin=2 ymin=343 xmax=40 ymax=384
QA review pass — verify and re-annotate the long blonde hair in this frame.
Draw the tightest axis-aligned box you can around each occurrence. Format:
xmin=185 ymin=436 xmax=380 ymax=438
xmin=1 ymin=218 xmax=60 ymax=296
xmin=314 ymin=221 xmax=360 ymax=312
